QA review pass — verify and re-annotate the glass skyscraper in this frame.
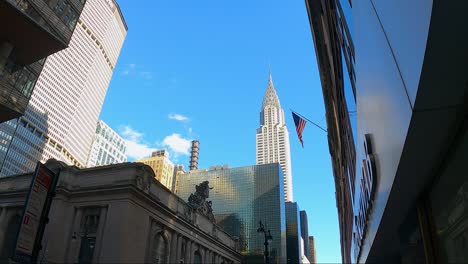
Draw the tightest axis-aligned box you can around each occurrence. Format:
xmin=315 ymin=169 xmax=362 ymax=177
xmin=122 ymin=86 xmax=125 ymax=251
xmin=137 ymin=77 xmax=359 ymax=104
xmin=286 ymin=202 xmax=302 ymax=264
xmin=177 ymin=163 xmax=287 ymax=263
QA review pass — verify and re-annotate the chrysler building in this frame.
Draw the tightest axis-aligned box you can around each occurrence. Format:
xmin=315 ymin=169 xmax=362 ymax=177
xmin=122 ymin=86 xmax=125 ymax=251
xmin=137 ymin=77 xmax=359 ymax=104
xmin=256 ymin=73 xmax=293 ymax=201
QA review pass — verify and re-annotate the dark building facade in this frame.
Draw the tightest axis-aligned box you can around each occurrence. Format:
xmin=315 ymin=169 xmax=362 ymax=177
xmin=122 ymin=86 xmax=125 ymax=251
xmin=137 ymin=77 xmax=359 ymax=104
xmin=299 ymin=210 xmax=310 ymax=260
xmin=177 ymin=163 xmax=287 ymax=263
xmin=308 ymin=236 xmax=316 ymax=263
xmin=285 ymin=202 xmax=302 ymax=264
xmin=0 ymin=0 xmax=85 ymax=122
xmin=0 ymin=160 xmax=242 ymax=263
xmin=306 ymin=0 xmax=468 ymax=263
xmin=305 ymin=0 xmax=355 ymax=262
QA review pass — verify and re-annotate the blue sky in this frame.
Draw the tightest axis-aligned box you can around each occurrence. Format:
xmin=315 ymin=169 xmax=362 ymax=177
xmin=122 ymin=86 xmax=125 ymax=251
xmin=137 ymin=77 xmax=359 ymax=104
xmin=100 ymin=0 xmax=341 ymax=262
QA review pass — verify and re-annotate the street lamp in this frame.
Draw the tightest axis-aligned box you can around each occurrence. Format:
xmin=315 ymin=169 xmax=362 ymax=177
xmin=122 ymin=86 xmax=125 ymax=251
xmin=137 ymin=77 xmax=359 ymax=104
xmin=257 ymin=221 xmax=273 ymax=264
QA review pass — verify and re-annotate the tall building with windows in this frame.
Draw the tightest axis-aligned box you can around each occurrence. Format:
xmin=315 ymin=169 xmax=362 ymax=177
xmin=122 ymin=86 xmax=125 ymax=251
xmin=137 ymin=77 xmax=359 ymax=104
xmin=256 ymin=73 xmax=293 ymax=202
xmin=286 ymin=202 xmax=302 ymax=264
xmin=0 ymin=0 xmax=127 ymax=176
xmin=172 ymin=164 xmax=185 ymax=193
xmin=0 ymin=0 xmax=86 ymax=123
xmin=177 ymin=163 xmax=287 ymax=263
xmin=300 ymin=210 xmax=310 ymax=260
xmin=86 ymin=120 xmax=127 ymax=167
xmin=308 ymin=236 xmax=316 ymax=264
xmin=306 ymin=0 xmax=468 ymax=263
xmin=137 ymin=150 xmax=175 ymax=190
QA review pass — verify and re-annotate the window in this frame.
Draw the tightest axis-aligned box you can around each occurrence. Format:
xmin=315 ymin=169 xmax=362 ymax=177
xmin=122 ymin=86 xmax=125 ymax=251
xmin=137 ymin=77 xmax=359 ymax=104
xmin=193 ymin=251 xmax=202 ymax=264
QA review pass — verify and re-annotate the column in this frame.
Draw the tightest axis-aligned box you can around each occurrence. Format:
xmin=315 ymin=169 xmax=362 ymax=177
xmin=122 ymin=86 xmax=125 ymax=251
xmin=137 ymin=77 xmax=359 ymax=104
xmin=185 ymin=240 xmax=192 ymax=264
xmin=200 ymin=248 xmax=205 ymax=264
xmin=66 ymin=208 xmax=82 ymax=263
xmin=169 ymin=232 xmax=178 ymax=263
xmin=204 ymin=249 xmax=209 ymax=264
xmin=0 ymin=207 xmax=9 ymax=251
xmin=92 ymin=206 xmax=107 ymax=263
xmin=176 ymin=235 xmax=183 ymax=263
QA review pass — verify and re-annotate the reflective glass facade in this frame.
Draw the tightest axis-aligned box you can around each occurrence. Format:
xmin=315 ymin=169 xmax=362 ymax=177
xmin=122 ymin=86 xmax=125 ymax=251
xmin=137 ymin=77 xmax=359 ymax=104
xmin=177 ymin=163 xmax=286 ymax=263
xmin=286 ymin=202 xmax=302 ymax=264
xmin=299 ymin=210 xmax=310 ymax=259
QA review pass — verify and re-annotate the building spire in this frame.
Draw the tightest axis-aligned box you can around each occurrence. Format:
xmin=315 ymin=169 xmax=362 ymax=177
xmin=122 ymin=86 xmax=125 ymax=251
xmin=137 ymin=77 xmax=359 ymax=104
xmin=268 ymin=63 xmax=272 ymax=81
xmin=262 ymin=67 xmax=280 ymax=109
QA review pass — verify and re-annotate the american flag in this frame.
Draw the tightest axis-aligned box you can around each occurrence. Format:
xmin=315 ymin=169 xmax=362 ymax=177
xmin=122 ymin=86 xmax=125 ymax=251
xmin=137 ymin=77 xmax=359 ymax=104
xmin=292 ymin=112 xmax=307 ymax=147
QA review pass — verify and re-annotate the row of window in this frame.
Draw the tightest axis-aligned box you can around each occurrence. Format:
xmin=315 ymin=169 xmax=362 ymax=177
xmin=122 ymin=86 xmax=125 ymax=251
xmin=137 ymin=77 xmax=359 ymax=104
xmin=0 ymin=59 xmax=38 ymax=98
xmin=47 ymin=0 xmax=79 ymax=30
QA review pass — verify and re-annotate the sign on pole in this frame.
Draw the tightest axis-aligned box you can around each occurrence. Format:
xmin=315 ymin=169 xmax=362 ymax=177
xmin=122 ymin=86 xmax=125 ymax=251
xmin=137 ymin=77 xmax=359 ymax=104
xmin=13 ymin=162 xmax=58 ymax=263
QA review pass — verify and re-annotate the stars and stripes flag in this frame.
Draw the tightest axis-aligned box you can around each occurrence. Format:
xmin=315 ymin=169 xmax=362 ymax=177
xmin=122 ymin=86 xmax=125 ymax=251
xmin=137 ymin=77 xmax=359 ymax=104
xmin=292 ymin=111 xmax=307 ymax=147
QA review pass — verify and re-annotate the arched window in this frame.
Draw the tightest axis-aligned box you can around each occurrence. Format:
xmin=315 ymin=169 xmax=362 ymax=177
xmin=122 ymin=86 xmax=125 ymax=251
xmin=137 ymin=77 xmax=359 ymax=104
xmin=193 ymin=251 xmax=202 ymax=264
xmin=151 ymin=233 xmax=167 ymax=264
xmin=0 ymin=214 xmax=22 ymax=262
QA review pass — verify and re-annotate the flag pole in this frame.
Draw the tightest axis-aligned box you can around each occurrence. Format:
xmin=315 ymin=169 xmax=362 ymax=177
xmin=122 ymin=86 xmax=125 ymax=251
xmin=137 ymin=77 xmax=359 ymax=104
xmin=290 ymin=109 xmax=328 ymax=133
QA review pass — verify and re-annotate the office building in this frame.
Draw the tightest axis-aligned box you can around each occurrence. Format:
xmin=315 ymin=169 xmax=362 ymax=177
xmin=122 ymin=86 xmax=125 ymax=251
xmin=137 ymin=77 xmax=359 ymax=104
xmin=0 ymin=0 xmax=127 ymax=177
xmin=0 ymin=0 xmax=86 ymax=122
xmin=256 ymin=73 xmax=293 ymax=202
xmin=86 ymin=120 xmax=127 ymax=167
xmin=177 ymin=163 xmax=287 ymax=263
xmin=0 ymin=159 xmax=242 ymax=263
xmin=172 ymin=164 xmax=185 ymax=193
xmin=308 ymin=236 xmax=316 ymax=264
xmin=299 ymin=210 xmax=310 ymax=260
xmin=137 ymin=150 xmax=175 ymax=190
xmin=305 ymin=0 xmax=355 ymax=261
xmin=285 ymin=202 xmax=302 ymax=264
xmin=306 ymin=0 xmax=468 ymax=263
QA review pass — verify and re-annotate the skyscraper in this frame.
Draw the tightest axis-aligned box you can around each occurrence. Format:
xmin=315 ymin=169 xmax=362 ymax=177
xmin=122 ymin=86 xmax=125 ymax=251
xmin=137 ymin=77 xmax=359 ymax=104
xmin=306 ymin=0 xmax=468 ymax=262
xmin=285 ymin=202 xmax=302 ymax=264
xmin=86 ymin=120 xmax=127 ymax=167
xmin=177 ymin=163 xmax=287 ymax=263
xmin=0 ymin=0 xmax=127 ymax=176
xmin=256 ymin=73 xmax=293 ymax=201
xmin=137 ymin=150 xmax=175 ymax=190
xmin=308 ymin=236 xmax=316 ymax=264
xmin=300 ymin=210 xmax=310 ymax=260
xmin=172 ymin=164 xmax=185 ymax=193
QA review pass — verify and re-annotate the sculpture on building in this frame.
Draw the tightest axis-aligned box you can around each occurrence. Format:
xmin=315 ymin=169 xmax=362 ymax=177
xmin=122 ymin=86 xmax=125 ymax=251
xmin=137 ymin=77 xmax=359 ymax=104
xmin=188 ymin=181 xmax=215 ymax=223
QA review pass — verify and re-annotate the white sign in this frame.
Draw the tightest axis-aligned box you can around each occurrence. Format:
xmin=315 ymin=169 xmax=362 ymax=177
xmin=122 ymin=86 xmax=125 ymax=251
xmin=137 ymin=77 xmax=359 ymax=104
xmin=14 ymin=164 xmax=55 ymax=262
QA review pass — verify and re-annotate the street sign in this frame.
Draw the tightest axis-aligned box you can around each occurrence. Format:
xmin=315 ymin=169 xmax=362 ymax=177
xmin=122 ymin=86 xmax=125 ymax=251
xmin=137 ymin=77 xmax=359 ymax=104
xmin=13 ymin=162 xmax=58 ymax=263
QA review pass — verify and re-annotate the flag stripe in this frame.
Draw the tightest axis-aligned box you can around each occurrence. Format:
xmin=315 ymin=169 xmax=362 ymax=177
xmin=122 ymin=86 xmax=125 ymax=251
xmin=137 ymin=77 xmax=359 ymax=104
xmin=292 ymin=112 xmax=307 ymax=147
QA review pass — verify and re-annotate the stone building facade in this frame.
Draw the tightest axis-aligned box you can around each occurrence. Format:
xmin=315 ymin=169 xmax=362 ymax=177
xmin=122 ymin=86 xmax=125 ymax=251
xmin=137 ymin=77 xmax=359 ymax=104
xmin=0 ymin=160 xmax=241 ymax=263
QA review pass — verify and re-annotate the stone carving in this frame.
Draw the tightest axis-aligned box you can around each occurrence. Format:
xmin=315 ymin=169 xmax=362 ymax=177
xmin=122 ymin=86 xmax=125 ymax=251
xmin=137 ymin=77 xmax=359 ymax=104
xmin=188 ymin=181 xmax=215 ymax=223
xmin=136 ymin=165 xmax=152 ymax=193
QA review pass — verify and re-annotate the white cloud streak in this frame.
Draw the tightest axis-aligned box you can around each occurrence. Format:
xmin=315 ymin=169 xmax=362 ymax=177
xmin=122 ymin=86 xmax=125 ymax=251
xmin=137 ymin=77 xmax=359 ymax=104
xmin=168 ymin=113 xmax=189 ymax=122
xmin=162 ymin=133 xmax=192 ymax=156
xmin=120 ymin=126 xmax=156 ymax=160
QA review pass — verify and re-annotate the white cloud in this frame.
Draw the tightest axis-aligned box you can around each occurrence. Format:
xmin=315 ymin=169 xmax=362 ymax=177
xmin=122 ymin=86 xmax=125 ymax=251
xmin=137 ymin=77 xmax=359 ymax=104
xmin=120 ymin=126 xmax=156 ymax=160
xmin=162 ymin=133 xmax=191 ymax=156
xmin=121 ymin=63 xmax=136 ymax=76
xmin=168 ymin=113 xmax=189 ymax=122
xmin=121 ymin=63 xmax=152 ymax=80
xmin=139 ymin=71 xmax=152 ymax=80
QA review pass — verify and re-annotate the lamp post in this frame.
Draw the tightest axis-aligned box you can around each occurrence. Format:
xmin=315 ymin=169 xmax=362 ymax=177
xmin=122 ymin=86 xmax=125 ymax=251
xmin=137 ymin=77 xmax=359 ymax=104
xmin=257 ymin=221 xmax=273 ymax=264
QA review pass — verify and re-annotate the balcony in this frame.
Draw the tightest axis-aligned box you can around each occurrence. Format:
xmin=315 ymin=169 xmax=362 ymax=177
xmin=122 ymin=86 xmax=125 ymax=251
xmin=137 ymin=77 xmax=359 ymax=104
xmin=0 ymin=0 xmax=81 ymax=65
